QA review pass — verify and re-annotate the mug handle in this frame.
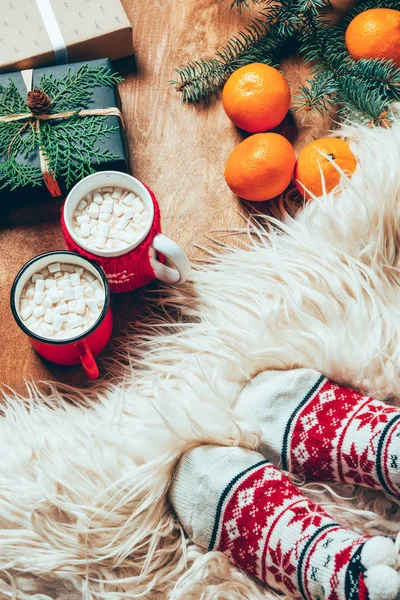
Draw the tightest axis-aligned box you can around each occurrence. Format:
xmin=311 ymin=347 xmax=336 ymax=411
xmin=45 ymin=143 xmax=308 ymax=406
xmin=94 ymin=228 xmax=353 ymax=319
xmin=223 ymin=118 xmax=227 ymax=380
xmin=150 ymin=233 xmax=191 ymax=284
xmin=75 ymin=339 xmax=100 ymax=379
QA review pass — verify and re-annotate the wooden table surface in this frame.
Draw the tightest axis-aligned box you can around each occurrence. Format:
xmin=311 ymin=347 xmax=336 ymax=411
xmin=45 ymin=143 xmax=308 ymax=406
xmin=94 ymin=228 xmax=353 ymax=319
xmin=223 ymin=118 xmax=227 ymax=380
xmin=0 ymin=0 xmax=347 ymax=393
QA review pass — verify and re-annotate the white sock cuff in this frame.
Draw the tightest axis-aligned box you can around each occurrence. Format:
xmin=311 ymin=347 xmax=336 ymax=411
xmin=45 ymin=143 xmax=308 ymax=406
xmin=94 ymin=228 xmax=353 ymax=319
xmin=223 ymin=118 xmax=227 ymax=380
xmin=169 ymin=445 xmax=266 ymax=549
xmin=234 ymin=368 xmax=324 ymax=467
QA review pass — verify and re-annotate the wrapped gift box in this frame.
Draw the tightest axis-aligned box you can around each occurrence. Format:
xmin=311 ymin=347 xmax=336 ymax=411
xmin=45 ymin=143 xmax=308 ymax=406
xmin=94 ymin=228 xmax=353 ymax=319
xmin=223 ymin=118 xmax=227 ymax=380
xmin=0 ymin=0 xmax=133 ymax=73
xmin=0 ymin=58 xmax=128 ymax=210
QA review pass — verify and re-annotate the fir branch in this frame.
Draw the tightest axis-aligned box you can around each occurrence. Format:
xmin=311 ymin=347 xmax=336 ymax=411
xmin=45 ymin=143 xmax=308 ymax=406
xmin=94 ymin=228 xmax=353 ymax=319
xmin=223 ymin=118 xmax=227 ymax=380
xmin=295 ymin=71 xmax=338 ymax=116
xmin=0 ymin=81 xmax=27 ymax=116
xmin=296 ymin=6 xmax=400 ymax=121
xmin=40 ymin=116 xmax=119 ymax=189
xmin=0 ymin=158 xmax=42 ymax=190
xmin=337 ymin=75 xmax=390 ymax=125
xmin=173 ymin=10 xmax=284 ymax=102
xmin=40 ymin=64 xmax=123 ymax=113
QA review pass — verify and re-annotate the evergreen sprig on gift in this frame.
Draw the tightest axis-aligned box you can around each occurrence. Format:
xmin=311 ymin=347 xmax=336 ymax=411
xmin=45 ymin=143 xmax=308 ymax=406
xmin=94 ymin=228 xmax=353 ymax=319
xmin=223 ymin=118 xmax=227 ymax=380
xmin=173 ymin=0 xmax=400 ymax=125
xmin=0 ymin=64 xmax=123 ymax=191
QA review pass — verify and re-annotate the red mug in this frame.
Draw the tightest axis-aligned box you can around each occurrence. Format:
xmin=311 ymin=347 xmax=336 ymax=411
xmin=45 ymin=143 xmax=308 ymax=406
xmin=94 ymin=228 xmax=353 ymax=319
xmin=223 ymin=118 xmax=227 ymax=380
xmin=61 ymin=172 xmax=192 ymax=293
xmin=10 ymin=251 xmax=112 ymax=379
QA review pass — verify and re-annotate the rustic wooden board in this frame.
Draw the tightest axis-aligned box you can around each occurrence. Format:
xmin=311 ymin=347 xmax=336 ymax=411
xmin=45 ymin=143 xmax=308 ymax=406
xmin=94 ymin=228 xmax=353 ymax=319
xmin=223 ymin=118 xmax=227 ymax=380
xmin=0 ymin=0 xmax=346 ymax=393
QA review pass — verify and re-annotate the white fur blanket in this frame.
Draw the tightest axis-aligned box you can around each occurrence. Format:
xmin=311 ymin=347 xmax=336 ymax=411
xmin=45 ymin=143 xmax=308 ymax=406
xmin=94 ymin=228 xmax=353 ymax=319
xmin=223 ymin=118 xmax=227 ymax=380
xmin=2 ymin=119 xmax=400 ymax=600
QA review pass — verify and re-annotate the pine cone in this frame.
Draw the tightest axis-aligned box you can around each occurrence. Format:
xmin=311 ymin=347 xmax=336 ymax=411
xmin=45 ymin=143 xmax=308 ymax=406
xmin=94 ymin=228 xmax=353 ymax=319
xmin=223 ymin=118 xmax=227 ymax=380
xmin=26 ymin=88 xmax=51 ymax=115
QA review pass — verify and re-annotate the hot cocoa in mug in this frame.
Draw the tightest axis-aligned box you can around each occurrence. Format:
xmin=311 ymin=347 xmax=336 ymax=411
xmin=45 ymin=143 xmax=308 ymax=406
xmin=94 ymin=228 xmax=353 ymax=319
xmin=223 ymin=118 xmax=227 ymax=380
xmin=61 ymin=171 xmax=191 ymax=293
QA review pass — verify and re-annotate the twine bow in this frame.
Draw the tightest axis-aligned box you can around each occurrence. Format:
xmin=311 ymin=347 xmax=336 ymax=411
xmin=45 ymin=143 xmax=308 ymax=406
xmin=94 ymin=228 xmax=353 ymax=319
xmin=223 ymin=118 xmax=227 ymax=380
xmin=0 ymin=69 xmax=124 ymax=197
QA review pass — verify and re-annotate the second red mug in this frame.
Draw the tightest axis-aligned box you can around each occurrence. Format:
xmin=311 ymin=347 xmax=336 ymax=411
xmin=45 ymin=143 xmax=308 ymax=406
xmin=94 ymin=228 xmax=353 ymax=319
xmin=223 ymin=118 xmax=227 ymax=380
xmin=10 ymin=251 xmax=112 ymax=379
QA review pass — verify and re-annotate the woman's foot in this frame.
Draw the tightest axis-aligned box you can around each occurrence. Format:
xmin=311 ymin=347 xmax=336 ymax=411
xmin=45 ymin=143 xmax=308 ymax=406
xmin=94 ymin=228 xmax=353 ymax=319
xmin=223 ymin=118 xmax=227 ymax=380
xmin=169 ymin=445 xmax=400 ymax=600
xmin=235 ymin=368 xmax=400 ymax=496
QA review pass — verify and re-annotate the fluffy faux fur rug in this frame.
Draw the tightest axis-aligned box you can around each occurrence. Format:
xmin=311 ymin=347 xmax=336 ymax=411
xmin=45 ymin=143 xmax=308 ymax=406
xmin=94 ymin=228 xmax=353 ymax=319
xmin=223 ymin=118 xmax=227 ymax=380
xmin=2 ymin=117 xmax=400 ymax=600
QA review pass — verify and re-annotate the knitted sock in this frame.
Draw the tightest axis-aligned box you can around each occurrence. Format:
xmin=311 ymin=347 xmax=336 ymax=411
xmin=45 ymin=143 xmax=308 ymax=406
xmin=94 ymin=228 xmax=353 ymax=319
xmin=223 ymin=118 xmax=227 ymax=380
xmin=234 ymin=369 xmax=400 ymax=496
xmin=170 ymin=445 xmax=400 ymax=600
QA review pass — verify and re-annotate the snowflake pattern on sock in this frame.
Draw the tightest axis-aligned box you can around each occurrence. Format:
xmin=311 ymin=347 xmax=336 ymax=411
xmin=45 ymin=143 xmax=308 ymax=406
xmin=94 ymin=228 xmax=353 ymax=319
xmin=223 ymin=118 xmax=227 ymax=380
xmin=209 ymin=461 xmax=367 ymax=600
xmin=281 ymin=376 xmax=400 ymax=496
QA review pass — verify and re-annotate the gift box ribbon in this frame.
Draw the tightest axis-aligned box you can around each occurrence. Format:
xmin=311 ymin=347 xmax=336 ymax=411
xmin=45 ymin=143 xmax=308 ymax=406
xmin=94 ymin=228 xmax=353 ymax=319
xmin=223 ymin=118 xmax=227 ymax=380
xmin=0 ymin=69 xmax=124 ymax=197
xmin=36 ymin=0 xmax=68 ymax=65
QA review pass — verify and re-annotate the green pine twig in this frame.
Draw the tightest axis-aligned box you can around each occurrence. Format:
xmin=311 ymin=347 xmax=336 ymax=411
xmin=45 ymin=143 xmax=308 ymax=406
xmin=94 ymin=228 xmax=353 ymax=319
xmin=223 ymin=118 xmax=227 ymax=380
xmin=173 ymin=3 xmax=285 ymax=102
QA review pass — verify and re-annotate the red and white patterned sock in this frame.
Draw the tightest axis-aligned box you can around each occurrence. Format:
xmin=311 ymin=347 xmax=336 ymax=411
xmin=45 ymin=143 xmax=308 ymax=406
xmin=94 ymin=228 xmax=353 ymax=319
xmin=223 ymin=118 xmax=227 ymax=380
xmin=170 ymin=445 xmax=400 ymax=600
xmin=235 ymin=369 xmax=400 ymax=496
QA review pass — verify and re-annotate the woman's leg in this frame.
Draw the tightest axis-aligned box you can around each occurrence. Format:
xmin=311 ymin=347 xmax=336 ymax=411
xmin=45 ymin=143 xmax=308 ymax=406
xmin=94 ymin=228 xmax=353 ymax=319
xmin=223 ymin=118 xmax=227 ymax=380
xmin=170 ymin=445 xmax=400 ymax=600
xmin=235 ymin=368 xmax=400 ymax=496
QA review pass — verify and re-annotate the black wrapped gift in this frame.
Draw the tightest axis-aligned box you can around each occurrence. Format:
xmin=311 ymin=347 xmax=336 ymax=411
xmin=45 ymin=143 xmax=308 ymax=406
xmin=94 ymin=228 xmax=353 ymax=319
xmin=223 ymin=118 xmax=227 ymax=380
xmin=0 ymin=58 xmax=128 ymax=210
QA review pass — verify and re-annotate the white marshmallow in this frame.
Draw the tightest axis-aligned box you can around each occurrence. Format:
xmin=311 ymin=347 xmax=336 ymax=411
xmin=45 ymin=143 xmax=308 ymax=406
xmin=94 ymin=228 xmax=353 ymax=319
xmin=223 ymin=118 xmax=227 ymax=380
xmin=84 ymin=286 xmax=95 ymax=297
xmin=80 ymin=224 xmax=90 ymax=237
xmin=74 ymin=266 xmax=84 ymax=274
xmin=77 ymin=214 xmax=90 ymax=225
xmin=32 ymin=273 xmax=44 ymax=282
xmin=116 ymin=217 xmax=129 ymax=231
xmin=123 ymin=192 xmax=135 ymax=205
xmin=61 ymin=264 xmax=75 ymax=273
xmin=108 ymin=228 xmax=119 ymax=239
xmin=48 ymin=262 xmax=61 ymax=273
xmin=33 ymin=305 xmax=45 ymax=318
xmin=76 ymin=299 xmax=86 ymax=315
xmin=101 ymin=200 xmax=114 ymax=213
xmin=63 ymin=287 xmax=75 ymax=301
xmin=87 ymin=298 xmax=98 ymax=313
xmin=82 ymin=272 xmax=96 ymax=282
xmin=70 ymin=272 xmax=81 ymax=286
xmin=25 ymin=285 xmax=34 ymax=299
xmin=93 ymin=192 xmax=103 ymax=204
xmin=119 ymin=230 xmax=135 ymax=243
xmin=44 ymin=279 xmax=56 ymax=289
xmin=67 ymin=300 xmax=77 ymax=312
xmin=98 ymin=222 xmax=110 ymax=236
xmin=53 ymin=315 xmax=63 ymax=331
xmin=74 ymin=285 xmax=84 ymax=298
xmin=20 ymin=305 xmax=33 ymax=320
xmin=91 ymin=279 xmax=102 ymax=291
xmin=44 ymin=310 xmax=54 ymax=324
xmin=54 ymin=303 xmax=68 ymax=315
xmin=33 ymin=291 xmax=45 ymax=304
xmin=77 ymin=199 xmax=87 ymax=211
xmin=95 ymin=288 xmax=104 ymax=307
xmin=43 ymin=296 xmax=52 ymax=309
xmin=68 ymin=315 xmax=84 ymax=330
xmin=35 ymin=279 xmax=45 ymax=292
xmin=99 ymin=213 xmax=112 ymax=222
xmin=113 ymin=203 xmax=124 ymax=217
xmin=88 ymin=203 xmax=100 ymax=218
xmin=95 ymin=235 xmax=106 ymax=249
xmin=50 ymin=290 xmax=61 ymax=304
xmin=132 ymin=197 xmax=144 ymax=212
xmin=41 ymin=322 xmax=54 ymax=337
